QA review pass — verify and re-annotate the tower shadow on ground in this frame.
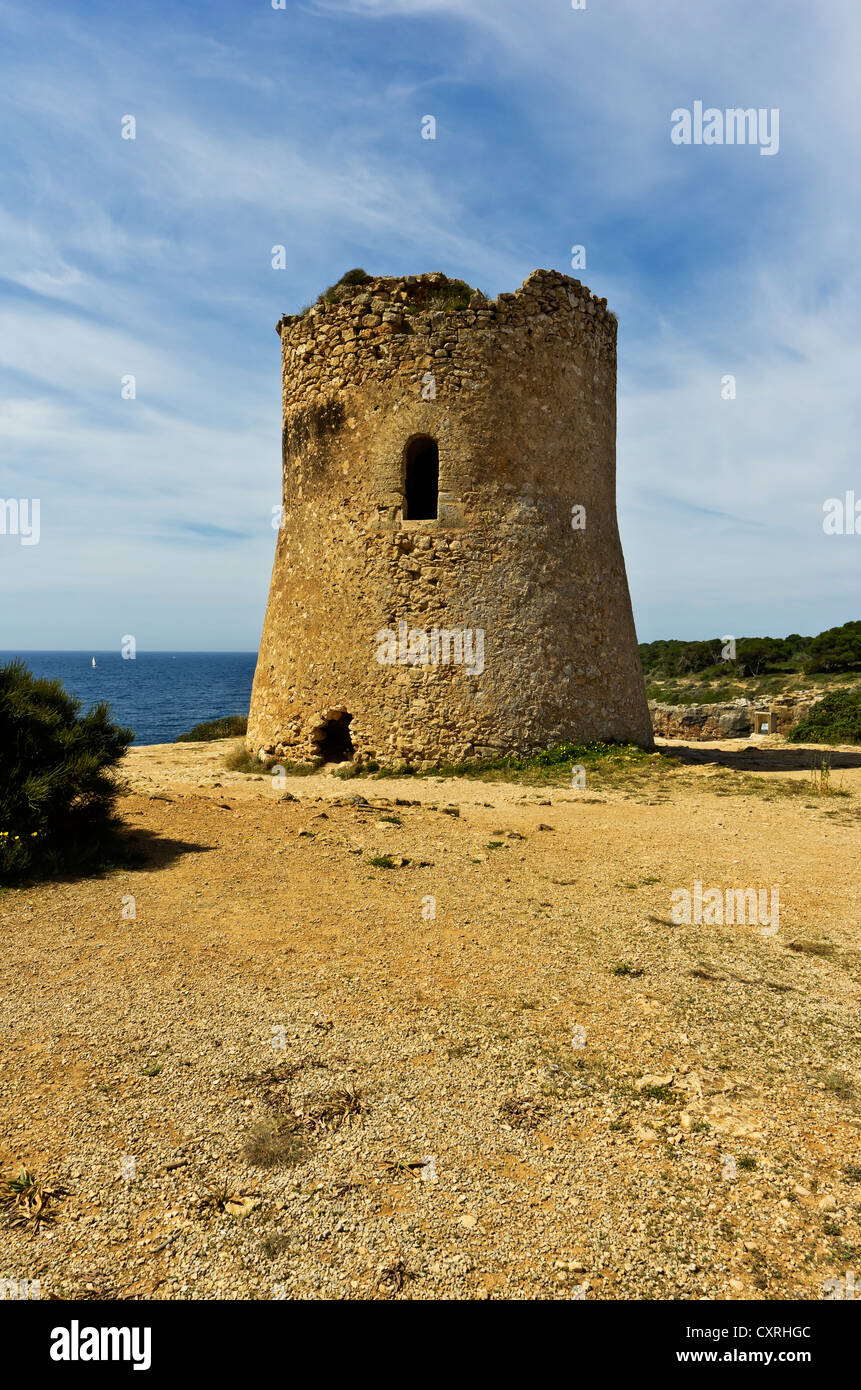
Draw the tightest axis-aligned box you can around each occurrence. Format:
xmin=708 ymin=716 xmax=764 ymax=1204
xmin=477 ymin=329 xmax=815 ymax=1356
xmin=657 ymin=743 xmax=861 ymax=772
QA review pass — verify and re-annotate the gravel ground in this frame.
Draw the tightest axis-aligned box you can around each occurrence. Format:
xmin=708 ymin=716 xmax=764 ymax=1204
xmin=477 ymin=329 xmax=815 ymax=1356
xmin=2 ymin=738 xmax=860 ymax=1300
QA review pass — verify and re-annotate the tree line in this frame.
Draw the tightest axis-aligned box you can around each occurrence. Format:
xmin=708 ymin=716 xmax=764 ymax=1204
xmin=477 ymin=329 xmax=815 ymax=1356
xmin=639 ymin=620 xmax=861 ymax=679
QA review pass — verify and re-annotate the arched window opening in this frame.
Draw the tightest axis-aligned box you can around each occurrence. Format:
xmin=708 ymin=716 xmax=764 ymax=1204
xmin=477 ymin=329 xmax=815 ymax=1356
xmin=404 ymin=436 xmax=439 ymax=520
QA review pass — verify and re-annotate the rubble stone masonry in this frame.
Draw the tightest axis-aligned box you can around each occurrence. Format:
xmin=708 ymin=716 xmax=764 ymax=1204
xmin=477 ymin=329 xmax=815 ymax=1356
xmin=247 ymin=269 xmax=652 ymax=768
xmin=650 ymin=695 xmax=817 ymax=741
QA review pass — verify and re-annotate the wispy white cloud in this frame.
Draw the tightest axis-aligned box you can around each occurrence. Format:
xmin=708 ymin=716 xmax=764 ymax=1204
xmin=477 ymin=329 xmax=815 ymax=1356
xmin=1 ymin=0 xmax=859 ymax=647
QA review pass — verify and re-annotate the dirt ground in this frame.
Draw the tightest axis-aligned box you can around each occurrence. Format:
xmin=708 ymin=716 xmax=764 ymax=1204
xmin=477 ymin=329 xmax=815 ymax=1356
xmin=2 ymin=735 xmax=860 ymax=1301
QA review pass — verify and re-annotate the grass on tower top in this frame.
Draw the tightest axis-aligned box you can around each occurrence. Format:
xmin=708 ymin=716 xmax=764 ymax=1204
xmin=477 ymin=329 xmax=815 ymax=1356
xmin=302 ymin=269 xmax=480 ymax=316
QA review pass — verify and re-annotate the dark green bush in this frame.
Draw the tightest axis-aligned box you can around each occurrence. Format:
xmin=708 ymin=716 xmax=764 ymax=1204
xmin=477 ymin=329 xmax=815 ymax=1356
xmin=336 ymin=267 xmax=371 ymax=287
xmin=787 ymin=690 xmax=861 ymax=745
xmin=803 ymin=621 xmax=861 ymax=674
xmin=0 ymin=659 xmax=133 ymax=883
xmin=175 ymin=715 xmax=247 ymax=742
xmin=316 ymin=267 xmax=372 ymax=305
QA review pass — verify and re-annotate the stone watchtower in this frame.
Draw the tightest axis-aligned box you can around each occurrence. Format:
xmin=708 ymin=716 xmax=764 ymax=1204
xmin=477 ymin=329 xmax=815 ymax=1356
xmin=247 ymin=269 xmax=652 ymax=768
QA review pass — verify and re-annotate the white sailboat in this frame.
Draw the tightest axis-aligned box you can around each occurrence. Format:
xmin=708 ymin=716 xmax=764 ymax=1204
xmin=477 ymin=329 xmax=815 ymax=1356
xmin=91 ymin=657 xmax=97 ymax=668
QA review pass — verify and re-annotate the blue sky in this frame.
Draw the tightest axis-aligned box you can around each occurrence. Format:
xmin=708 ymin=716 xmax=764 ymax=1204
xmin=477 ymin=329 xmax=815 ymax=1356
xmin=1 ymin=0 xmax=859 ymax=649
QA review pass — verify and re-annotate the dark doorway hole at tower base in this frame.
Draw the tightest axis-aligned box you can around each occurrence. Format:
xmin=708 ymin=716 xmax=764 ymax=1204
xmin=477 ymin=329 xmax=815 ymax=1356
xmin=315 ymin=712 xmax=354 ymax=763
xmin=404 ymin=436 xmax=439 ymax=520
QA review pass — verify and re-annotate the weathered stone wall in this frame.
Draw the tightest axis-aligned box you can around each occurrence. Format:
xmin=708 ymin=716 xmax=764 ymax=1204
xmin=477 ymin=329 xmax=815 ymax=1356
xmin=247 ymin=269 xmax=652 ymax=768
xmin=650 ymin=700 xmax=755 ymax=741
xmin=650 ymin=695 xmax=816 ymax=741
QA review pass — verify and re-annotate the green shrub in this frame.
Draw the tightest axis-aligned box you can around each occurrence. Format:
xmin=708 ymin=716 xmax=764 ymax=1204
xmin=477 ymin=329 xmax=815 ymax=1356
xmin=334 ymin=267 xmax=371 ymax=288
xmin=0 ymin=659 xmax=133 ymax=883
xmin=405 ymin=277 xmax=477 ymax=314
xmin=315 ymin=267 xmax=372 ymax=306
xmin=175 ymin=715 xmax=247 ymax=742
xmin=788 ymin=690 xmax=861 ymax=745
xmin=224 ymin=742 xmax=266 ymax=773
xmin=307 ymin=269 xmax=479 ymax=317
xmin=223 ymin=742 xmax=322 ymax=776
xmin=803 ymin=621 xmax=861 ymax=674
xmin=426 ymin=277 xmax=475 ymax=311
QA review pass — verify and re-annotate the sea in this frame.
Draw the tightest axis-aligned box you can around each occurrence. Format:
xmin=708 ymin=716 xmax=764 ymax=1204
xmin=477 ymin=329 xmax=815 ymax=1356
xmin=0 ymin=652 xmax=258 ymax=746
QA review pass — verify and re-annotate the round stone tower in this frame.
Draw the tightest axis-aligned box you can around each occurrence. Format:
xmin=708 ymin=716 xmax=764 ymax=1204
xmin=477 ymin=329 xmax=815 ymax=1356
xmin=247 ymin=268 xmax=652 ymax=768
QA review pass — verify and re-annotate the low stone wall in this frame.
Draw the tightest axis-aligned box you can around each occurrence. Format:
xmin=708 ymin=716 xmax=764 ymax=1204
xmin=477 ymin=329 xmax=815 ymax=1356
xmin=650 ymin=695 xmax=816 ymax=741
